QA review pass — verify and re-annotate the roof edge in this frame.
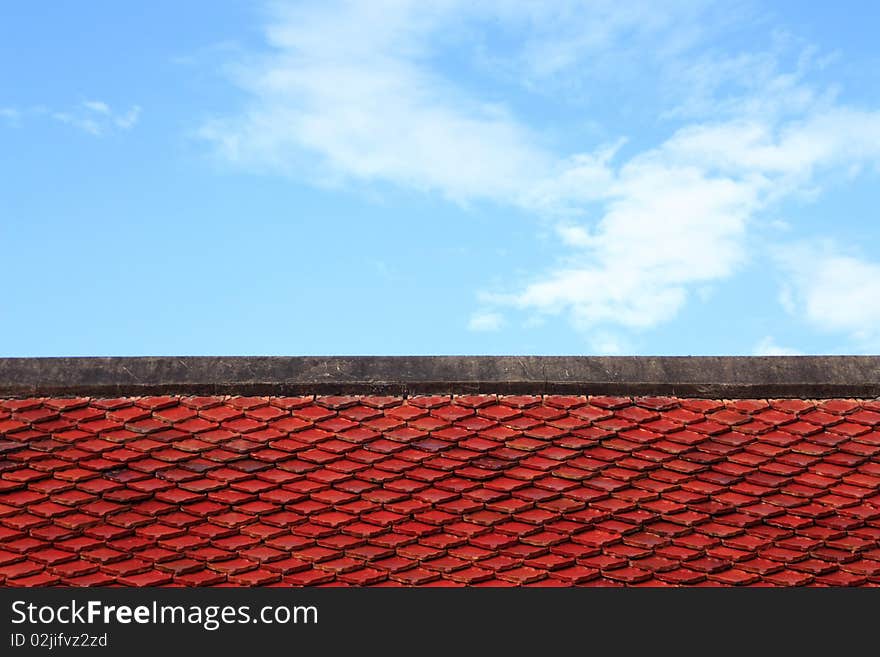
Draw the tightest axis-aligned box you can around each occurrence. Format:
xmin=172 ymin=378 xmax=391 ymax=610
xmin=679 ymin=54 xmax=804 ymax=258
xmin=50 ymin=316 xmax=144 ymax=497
xmin=1 ymin=356 xmax=879 ymax=398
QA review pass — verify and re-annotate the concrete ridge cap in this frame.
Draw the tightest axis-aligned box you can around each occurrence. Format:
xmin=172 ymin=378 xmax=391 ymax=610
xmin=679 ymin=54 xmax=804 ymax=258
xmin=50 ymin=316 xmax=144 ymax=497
xmin=0 ymin=355 xmax=878 ymax=398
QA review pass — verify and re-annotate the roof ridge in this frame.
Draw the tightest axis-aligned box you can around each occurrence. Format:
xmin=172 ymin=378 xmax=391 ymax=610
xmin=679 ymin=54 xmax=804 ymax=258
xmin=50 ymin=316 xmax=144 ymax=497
xmin=1 ymin=356 xmax=879 ymax=398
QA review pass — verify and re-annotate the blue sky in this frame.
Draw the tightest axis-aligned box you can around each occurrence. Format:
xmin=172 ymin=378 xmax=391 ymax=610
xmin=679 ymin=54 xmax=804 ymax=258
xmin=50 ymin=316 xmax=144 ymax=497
xmin=2 ymin=1 xmax=880 ymax=357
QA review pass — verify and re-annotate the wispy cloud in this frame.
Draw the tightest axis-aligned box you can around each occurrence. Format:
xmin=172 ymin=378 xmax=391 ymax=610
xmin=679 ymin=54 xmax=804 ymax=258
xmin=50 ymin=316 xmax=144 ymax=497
xmin=775 ymin=243 xmax=880 ymax=351
xmin=199 ymin=1 xmax=552 ymax=203
xmin=112 ymin=105 xmax=141 ymax=130
xmin=753 ymin=336 xmax=803 ymax=356
xmin=198 ymin=1 xmax=721 ymax=208
xmin=497 ymin=108 xmax=880 ymax=333
xmin=82 ymin=100 xmax=111 ymax=115
xmin=467 ymin=311 xmax=504 ymax=332
xmin=201 ymin=1 xmax=880 ymax=350
xmin=51 ymin=100 xmax=141 ymax=135
xmin=2 ymin=100 xmax=141 ymax=136
xmin=0 ymin=107 xmax=21 ymax=124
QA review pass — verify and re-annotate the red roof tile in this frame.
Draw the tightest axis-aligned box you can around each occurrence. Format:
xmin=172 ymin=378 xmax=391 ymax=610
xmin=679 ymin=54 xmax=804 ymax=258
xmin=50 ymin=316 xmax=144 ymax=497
xmin=3 ymin=393 xmax=880 ymax=586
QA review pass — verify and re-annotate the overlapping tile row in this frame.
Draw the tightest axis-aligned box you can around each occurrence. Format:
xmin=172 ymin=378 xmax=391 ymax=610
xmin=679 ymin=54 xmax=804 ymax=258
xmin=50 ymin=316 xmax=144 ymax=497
xmin=2 ymin=394 xmax=880 ymax=586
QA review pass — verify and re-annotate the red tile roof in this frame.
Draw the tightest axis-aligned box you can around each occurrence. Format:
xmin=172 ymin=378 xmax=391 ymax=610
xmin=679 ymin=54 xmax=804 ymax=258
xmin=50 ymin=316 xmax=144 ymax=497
xmin=3 ymin=393 xmax=880 ymax=587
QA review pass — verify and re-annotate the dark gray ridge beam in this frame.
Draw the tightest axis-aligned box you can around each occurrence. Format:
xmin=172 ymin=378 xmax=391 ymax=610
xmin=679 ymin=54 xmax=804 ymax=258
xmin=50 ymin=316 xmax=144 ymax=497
xmin=0 ymin=356 xmax=879 ymax=399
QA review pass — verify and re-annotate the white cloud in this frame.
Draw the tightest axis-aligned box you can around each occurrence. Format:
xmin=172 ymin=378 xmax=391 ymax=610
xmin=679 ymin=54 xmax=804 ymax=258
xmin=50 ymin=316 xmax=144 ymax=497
xmin=468 ymin=311 xmax=504 ymax=332
xmin=83 ymin=100 xmax=111 ymax=114
xmin=0 ymin=99 xmax=143 ymax=136
xmin=499 ymin=109 xmax=880 ymax=333
xmin=198 ymin=2 xmax=713 ymax=209
xmin=500 ymin=150 xmax=759 ymax=329
xmin=50 ymin=100 xmax=141 ymax=135
xmin=202 ymin=1 xmax=880 ymax=346
xmin=555 ymin=223 xmax=592 ymax=248
xmin=52 ymin=112 xmax=102 ymax=135
xmin=753 ymin=336 xmax=803 ymax=356
xmin=80 ymin=99 xmax=141 ymax=130
xmin=199 ymin=0 xmax=552 ymax=204
xmin=588 ymin=331 xmax=631 ymax=356
xmin=480 ymin=0 xmax=722 ymax=103
xmin=776 ymin=244 xmax=880 ymax=349
xmin=658 ymin=110 xmax=880 ymax=179
xmin=113 ymin=106 xmax=141 ymax=129
xmin=663 ymin=34 xmax=840 ymax=122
